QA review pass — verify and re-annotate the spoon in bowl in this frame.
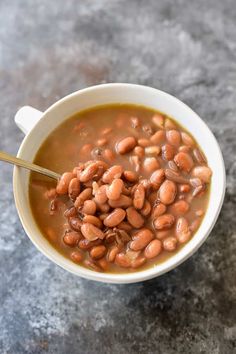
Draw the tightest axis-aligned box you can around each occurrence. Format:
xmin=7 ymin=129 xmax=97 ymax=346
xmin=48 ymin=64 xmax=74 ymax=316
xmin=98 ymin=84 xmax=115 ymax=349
xmin=0 ymin=150 xmax=61 ymax=180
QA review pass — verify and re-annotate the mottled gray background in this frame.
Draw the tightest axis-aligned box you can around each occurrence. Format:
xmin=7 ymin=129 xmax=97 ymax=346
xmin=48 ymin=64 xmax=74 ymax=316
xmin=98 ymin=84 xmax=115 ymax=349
xmin=0 ymin=0 xmax=235 ymax=353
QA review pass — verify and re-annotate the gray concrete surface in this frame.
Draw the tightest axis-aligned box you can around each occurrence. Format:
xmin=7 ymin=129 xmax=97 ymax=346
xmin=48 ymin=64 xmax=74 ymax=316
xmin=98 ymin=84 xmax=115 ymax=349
xmin=0 ymin=0 xmax=235 ymax=353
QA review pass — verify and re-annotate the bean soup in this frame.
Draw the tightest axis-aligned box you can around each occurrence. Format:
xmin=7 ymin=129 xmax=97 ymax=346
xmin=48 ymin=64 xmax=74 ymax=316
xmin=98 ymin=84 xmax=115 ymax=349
xmin=29 ymin=104 xmax=212 ymax=273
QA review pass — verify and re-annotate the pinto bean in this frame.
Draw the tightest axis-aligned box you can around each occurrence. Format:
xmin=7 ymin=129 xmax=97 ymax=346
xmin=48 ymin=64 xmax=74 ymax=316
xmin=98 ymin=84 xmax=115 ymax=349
xmin=131 ymin=257 xmax=146 ymax=268
xmin=179 ymin=184 xmax=191 ymax=193
xmin=178 ymin=145 xmax=191 ymax=153
xmin=80 ymin=143 xmax=93 ymax=156
xmin=150 ymin=130 xmax=165 ymax=144
xmin=107 ymin=246 xmax=120 ymax=262
xmin=168 ymin=160 xmax=178 ymax=172
xmin=176 ymin=217 xmax=191 ymax=243
xmin=170 ymin=200 xmax=190 ymax=215
xmin=104 ymin=208 xmax=126 ymax=227
xmin=83 ymin=215 xmax=102 ymax=228
xmin=117 ymin=221 xmax=133 ymax=231
xmin=166 ymin=130 xmax=181 ymax=146
xmin=152 ymin=113 xmax=164 ymax=128
xmin=145 ymin=146 xmax=161 ymax=155
xmin=165 ymin=169 xmax=189 ymax=184
xmin=70 ymin=250 xmax=83 ymax=263
xmin=81 ymin=200 xmax=97 ymax=215
xmin=155 ymin=230 xmax=171 ymax=240
xmin=193 ymin=148 xmax=207 ymax=164
xmin=152 ymin=202 xmax=166 ymax=217
xmin=163 ymin=237 xmax=178 ymax=251
xmin=93 ymin=185 xmax=108 ymax=204
xmin=79 ymin=162 xmax=99 ymax=182
xmin=108 ymin=194 xmax=133 ymax=208
xmin=150 ymin=169 xmax=165 ymax=189
xmin=162 ymin=144 xmax=175 ymax=161
xmin=106 ymin=178 xmax=124 ymax=200
xmin=90 ymin=245 xmax=107 ymax=260
xmin=191 ymin=166 xmax=212 ymax=183
xmin=189 ymin=218 xmax=202 ymax=232
xmin=138 ymin=138 xmax=151 ymax=147
xmin=181 ymin=132 xmax=195 ymax=147
xmin=68 ymin=178 xmax=80 ymax=200
xmin=96 ymin=202 xmax=110 ymax=213
xmin=115 ymin=253 xmax=131 ymax=268
xmin=81 ymin=223 xmax=105 ymax=241
xmin=116 ymin=136 xmax=136 ymax=154
xmin=102 ymin=149 xmax=115 ymax=163
xmin=130 ymin=228 xmax=154 ymax=251
xmin=144 ymin=239 xmax=162 ymax=259
xmin=126 ymin=207 xmax=144 ymax=228
xmin=123 ymin=170 xmax=138 ymax=183
xmin=97 ymin=257 xmax=109 ymax=271
xmin=96 ymin=138 xmax=107 ymax=147
xmin=64 ymin=206 xmax=77 ymax=218
xmin=69 ymin=217 xmax=83 ymax=231
xmin=159 ymin=180 xmax=177 ymax=205
xmin=174 ymin=152 xmax=194 ymax=172
xmin=134 ymin=146 xmax=145 ymax=158
xmin=133 ymin=184 xmax=145 ymax=210
xmin=102 ymin=165 xmax=123 ymax=183
xmin=165 ymin=118 xmax=177 ymax=130
xmin=130 ymin=155 xmax=141 ymax=172
xmin=143 ymin=157 xmax=160 ymax=173
xmin=79 ymin=238 xmax=102 ymax=250
xmin=153 ymin=214 xmax=175 ymax=230
xmin=74 ymin=188 xmax=92 ymax=208
xmin=63 ymin=231 xmax=82 ymax=247
xmin=84 ymin=259 xmax=102 ymax=272
xmin=56 ymin=172 xmax=74 ymax=195
xmin=140 ymin=200 xmax=151 ymax=216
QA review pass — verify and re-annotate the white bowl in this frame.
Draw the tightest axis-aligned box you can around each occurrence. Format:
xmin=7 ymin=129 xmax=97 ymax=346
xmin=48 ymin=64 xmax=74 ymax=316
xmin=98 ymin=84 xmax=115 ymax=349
xmin=13 ymin=83 xmax=226 ymax=283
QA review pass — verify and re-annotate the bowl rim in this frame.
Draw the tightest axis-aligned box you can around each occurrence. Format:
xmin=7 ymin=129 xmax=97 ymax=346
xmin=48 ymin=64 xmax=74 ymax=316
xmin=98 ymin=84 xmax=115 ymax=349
xmin=13 ymin=83 xmax=226 ymax=283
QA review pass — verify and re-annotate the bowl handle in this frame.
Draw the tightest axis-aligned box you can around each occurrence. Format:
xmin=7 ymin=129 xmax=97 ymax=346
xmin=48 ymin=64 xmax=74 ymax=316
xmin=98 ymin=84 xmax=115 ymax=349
xmin=15 ymin=106 xmax=43 ymax=135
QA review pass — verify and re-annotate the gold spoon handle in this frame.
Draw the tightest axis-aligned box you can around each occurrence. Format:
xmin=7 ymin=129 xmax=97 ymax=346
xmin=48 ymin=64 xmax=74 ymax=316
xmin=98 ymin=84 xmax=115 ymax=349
xmin=0 ymin=150 xmax=61 ymax=180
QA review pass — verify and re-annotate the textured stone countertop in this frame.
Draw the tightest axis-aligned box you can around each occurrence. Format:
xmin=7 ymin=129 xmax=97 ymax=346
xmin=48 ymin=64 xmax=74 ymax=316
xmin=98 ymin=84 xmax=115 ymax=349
xmin=0 ymin=1 xmax=235 ymax=353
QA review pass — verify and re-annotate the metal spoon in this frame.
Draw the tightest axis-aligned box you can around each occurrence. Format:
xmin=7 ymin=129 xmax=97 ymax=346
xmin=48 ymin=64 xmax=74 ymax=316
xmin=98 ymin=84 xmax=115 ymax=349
xmin=0 ymin=150 xmax=61 ymax=180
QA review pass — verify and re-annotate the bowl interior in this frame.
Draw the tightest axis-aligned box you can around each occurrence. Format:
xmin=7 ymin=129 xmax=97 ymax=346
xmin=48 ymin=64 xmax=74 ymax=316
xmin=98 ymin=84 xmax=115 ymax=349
xmin=13 ymin=84 xmax=225 ymax=283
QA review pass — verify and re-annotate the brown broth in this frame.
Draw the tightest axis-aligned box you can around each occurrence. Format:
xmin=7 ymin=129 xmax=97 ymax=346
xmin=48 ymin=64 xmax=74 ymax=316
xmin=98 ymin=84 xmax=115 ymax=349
xmin=29 ymin=104 xmax=210 ymax=273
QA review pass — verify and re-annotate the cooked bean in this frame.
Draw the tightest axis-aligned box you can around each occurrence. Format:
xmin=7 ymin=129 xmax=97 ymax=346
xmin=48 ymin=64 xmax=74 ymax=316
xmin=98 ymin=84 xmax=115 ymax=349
xmin=193 ymin=148 xmax=207 ymax=164
xmin=179 ymin=184 xmax=191 ymax=193
xmin=79 ymin=239 xmax=102 ymax=250
xmin=150 ymin=130 xmax=166 ymax=144
xmin=102 ymin=165 xmax=123 ymax=183
xmin=63 ymin=231 xmax=82 ymax=247
xmin=189 ymin=218 xmax=201 ymax=232
xmin=145 ymin=146 xmax=161 ymax=155
xmin=163 ymin=237 xmax=178 ymax=251
xmin=133 ymin=184 xmax=145 ymax=210
xmin=96 ymin=138 xmax=107 ymax=147
xmin=153 ymin=202 xmax=166 ymax=217
xmin=150 ymin=169 xmax=165 ymax=189
xmin=159 ymin=180 xmax=177 ymax=205
xmin=153 ymin=214 xmax=175 ymax=230
xmin=166 ymin=130 xmax=181 ymax=146
xmin=165 ymin=169 xmax=189 ymax=184
xmin=191 ymin=166 xmax=212 ymax=183
xmin=134 ymin=146 xmax=145 ymax=158
xmin=165 ymin=118 xmax=177 ymax=130
xmin=140 ymin=200 xmax=151 ymax=216
xmin=123 ymin=170 xmax=138 ymax=183
xmin=101 ymin=127 xmax=112 ymax=135
xmin=97 ymin=257 xmax=109 ymax=271
xmin=104 ymin=208 xmax=126 ymax=227
xmin=178 ymin=145 xmax=191 ymax=153
xmin=130 ymin=155 xmax=141 ymax=172
xmin=138 ymin=138 xmax=151 ymax=147
xmin=108 ymin=194 xmax=133 ymax=208
xmin=96 ymin=202 xmax=110 ymax=213
xmin=162 ymin=144 xmax=175 ymax=161
xmin=70 ymin=251 xmax=83 ymax=263
xmin=93 ymin=185 xmax=108 ymax=204
xmin=64 ymin=206 xmax=77 ymax=218
xmin=144 ymin=239 xmax=162 ymax=259
xmin=139 ymin=179 xmax=152 ymax=192
xmin=143 ymin=157 xmax=160 ymax=173
xmin=176 ymin=217 xmax=191 ymax=243
xmin=115 ymin=253 xmax=131 ymax=268
xmin=181 ymin=132 xmax=195 ymax=147
xmin=102 ymin=149 xmax=115 ymax=163
xmin=117 ymin=221 xmax=133 ymax=231
xmin=174 ymin=152 xmax=194 ymax=172
xmin=80 ymin=143 xmax=93 ymax=156
xmin=130 ymin=228 xmax=154 ymax=251
xmin=79 ymin=162 xmax=99 ymax=182
xmin=74 ymin=188 xmax=92 ymax=208
xmin=81 ymin=223 xmax=105 ymax=241
xmin=152 ymin=113 xmax=164 ymax=128
xmin=69 ymin=217 xmax=82 ymax=231
xmin=106 ymin=178 xmax=124 ymax=200
xmin=170 ymin=200 xmax=189 ymax=215
xmin=156 ymin=230 xmax=171 ymax=240
xmin=83 ymin=215 xmax=102 ymax=228
xmin=107 ymin=246 xmax=120 ymax=262
xmin=68 ymin=178 xmax=80 ymax=201
xmin=90 ymin=245 xmax=107 ymax=260
xmin=116 ymin=136 xmax=136 ymax=154
xmin=99 ymin=213 xmax=109 ymax=221
xmin=142 ymin=124 xmax=153 ymax=136
xmin=131 ymin=256 xmax=146 ymax=268
xmin=82 ymin=200 xmax=97 ymax=215
xmin=84 ymin=259 xmax=102 ymax=271
xmin=168 ymin=160 xmax=178 ymax=172
xmin=56 ymin=172 xmax=74 ymax=195
xmin=126 ymin=207 xmax=144 ymax=228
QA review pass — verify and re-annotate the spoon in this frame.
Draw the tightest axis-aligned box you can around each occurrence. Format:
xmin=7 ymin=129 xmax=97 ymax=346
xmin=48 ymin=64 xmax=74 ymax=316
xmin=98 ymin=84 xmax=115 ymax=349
xmin=0 ymin=150 xmax=61 ymax=180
